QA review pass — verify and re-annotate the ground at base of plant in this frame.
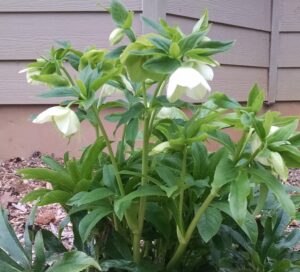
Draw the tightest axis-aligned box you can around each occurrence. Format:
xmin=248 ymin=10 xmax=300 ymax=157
xmin=1 ymin=152 xmax=300 ymax=251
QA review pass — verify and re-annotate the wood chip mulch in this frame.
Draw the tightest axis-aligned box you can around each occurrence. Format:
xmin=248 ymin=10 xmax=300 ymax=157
xmin=0 ymin=152 xmax=300 ymax=250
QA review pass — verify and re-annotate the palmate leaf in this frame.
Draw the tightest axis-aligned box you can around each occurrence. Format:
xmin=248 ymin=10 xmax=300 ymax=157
xmin=46 ymin=251 xmax=100 ymax=272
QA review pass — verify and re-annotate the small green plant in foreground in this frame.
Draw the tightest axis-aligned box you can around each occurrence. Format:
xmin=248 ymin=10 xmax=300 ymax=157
xmin=3 ymin=0 xmax=300 ymax=271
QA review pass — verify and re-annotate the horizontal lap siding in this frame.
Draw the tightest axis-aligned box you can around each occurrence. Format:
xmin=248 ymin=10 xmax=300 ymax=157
xmin=167 ymin=15 xmax=269 ymax=101
xmin=277 ymin=0 xmax=300 ymax=100
xmin=0 ymin=0 xmax=142 ymax=12
xmin=0 ymin=13 xmax=142 ymax=60
xmin=0 ymin=10 xmax=142 ymax=104
xmin=167 ymin=15 xmax=270 ymax=68
xmin=166 ymin=0 xmax=271 ymax=31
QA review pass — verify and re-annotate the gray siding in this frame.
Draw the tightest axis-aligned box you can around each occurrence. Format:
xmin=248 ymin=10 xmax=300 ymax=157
xmin=0 ymin=0 xmax=299 ymax=103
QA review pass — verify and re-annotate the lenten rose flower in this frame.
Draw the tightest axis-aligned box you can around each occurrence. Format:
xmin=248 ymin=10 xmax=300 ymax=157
xmin=166 ymin=66 xmax=212 ymax=103
xmin=33 ymin=106 xmax=80 ymax=137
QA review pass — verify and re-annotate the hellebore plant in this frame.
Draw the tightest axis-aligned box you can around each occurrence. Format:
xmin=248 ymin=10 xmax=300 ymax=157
xmin=5 ymin=1 xmax=300 ymax=271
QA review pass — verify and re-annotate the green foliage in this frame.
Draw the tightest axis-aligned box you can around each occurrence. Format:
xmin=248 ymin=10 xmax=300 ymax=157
xmin=0 ymin=207 xmax=99 ymax=272
xmin=11 ymin=1 xmax=300 ymax=271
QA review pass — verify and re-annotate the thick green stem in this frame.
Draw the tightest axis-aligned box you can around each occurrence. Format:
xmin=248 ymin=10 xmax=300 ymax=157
xmin=178 ymin=146 xmax=188 ymax=232
xmin=61 ymin=66 xmax=75 ymax=86
xmin=92 ymin=106 xmax=125 ymax=196
xmin=132 ymin=80 xmax=166 ymax=263
xmin=133 ymin=105 xmax=150 ymax=263
xmin=166 ymin=190 xmax=217 ymax=270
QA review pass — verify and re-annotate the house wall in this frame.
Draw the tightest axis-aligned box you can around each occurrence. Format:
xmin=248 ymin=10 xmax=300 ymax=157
xmin=0 ymin=0 xmax=299 ymax=160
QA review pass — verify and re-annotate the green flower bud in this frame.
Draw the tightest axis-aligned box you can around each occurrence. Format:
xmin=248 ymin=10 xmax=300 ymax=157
xmin=109 ymin=28 xmax=125 ymax=45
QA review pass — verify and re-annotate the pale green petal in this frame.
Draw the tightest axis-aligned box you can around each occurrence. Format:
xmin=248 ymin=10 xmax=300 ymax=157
xmin=149 ymin=142 xmax=171 ymax=156
xmin=269 ymin=152 xmax=289 ymax=181
xmin=157 ymin=107 xmax=188 ymax=120
xmin=33 ymin=106 xmax=69 ymax=124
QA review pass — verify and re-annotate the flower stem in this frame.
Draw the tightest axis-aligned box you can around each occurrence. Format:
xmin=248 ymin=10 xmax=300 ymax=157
xmin=92 ymin=106 xmax=125 ymax=196
xmin=132 ymin=80 xmax=166 ymax=263
xmin=166 ymin=190 xmax=217 ymax=270
xmin=133 ymin=84 xmax=150 ymax=263
xmin=178 ymin=146 xmax=188 ymax=232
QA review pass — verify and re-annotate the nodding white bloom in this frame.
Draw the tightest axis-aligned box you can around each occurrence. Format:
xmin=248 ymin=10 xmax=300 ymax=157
xmin=33 ymin=106 xmax=80 ymax=137
xmin=166 ymin=64 xmax=213 ymax=103
xmin=109 ymin=28 xmax=125 ymax=45
xmin=157 ymin=107 xmax=188 ymax=120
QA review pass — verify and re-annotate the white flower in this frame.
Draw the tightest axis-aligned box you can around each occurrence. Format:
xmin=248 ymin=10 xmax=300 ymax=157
xmin=166 ymin=66 xmax=212 ymax=103
xmin=157 ymin=107 xmax=188 ymax=120
xmin=109 ymin=28 xmax=125 ymax=45
xmin=33 ymin=106 xmax=80 ymax=137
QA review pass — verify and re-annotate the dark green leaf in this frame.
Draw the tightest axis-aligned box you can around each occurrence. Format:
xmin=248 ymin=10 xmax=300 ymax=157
xmin=46 ymin=251 xmax=100 ymax=272
xmin=42 ymin=155 xmax=65 ymax=172
xmin=103 ymin=164 xmax=119 ymax=193
xmin=125 ymin=118 xmax=139 ymax=149
xmin=209 ymin=92 xmax=241 ymax=109
xmin=110 ymin=0 xmax=129 ymax=26
xmin=207 ymin=130 xmax=236 ymax=154
xmin=79 ymin=206 xmax=112 ymax=242
xmin=0 ymin=208 xmax=30 ymax=269
xmin=21 ymin=189 xmax=51 ymax=203
xmin=211 ymin=157 xmax=237 ymax=191
xmin=197 ymin=206 xmax=222 ymax=242
xmin=141 ymin=16 xmax=167 ymax=36
xmin=114 ymin=185 xmax=165 ymax=219
xmin=39 ymin=87 xmax=77 ymax=98
xmin=148 ymin=36 xmax=171 ymax=53
xmin=33 ymin=231 xmax=46 ymax=272
xmin=68 ymin=188 xmax=115 ymax=206
xmin=187 ymin=40 xmax=235 ymax=56
xmin=249 ymin=168 xmax=295 ymax=216
xmin=229 ymin=171 xmax=250 ymax=225
xmin=179 ymin=31 xmax=207 ymax=54
xmin=18 ymin=168 xmax=74 ymax=192
xmin=38 ymin=190 xmax=72 ymax=206
xmin=81 ymin=137 xmax=106 ymax=179
xmin=145 ymin=203 xmax=171 ymax=240
xmin=247 ymin=84 xmax=265 ymax=113
xmin=142 ymin=56 xmax=180 ymax=74
xmin=31 ymin=74 xmax=69 ymax=87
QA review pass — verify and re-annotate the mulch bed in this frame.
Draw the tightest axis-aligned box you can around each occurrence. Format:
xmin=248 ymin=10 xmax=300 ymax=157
xmin=0 ymin=152 xmax=300 ymax=249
